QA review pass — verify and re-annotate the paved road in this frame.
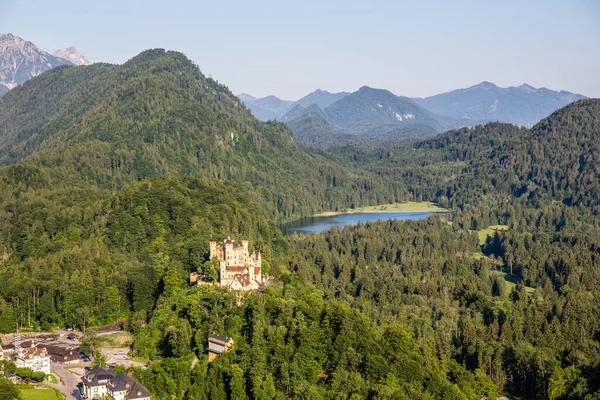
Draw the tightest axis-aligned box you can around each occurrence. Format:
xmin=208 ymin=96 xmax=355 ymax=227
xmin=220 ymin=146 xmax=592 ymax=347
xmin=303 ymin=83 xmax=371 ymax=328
xmin=51 ymin=364 xmax=84 ymax=400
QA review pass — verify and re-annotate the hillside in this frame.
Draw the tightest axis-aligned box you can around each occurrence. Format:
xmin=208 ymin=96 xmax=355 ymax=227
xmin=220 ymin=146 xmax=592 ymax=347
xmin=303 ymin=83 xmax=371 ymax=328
xmin=414 ymin=81 xmax=587 ymax=127
xmin=0 ymin=49 xmax=406 ymax=221
xmin=466 ymin=99 xmax=600 ymax=206
xmin=286 ymin=110 xmax=368 ymax=149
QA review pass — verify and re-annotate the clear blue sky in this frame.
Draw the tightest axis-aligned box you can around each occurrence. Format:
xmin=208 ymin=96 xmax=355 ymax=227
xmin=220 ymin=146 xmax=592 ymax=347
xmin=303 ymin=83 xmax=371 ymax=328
xmin=1 ymin=0 xmax=599 ymax=100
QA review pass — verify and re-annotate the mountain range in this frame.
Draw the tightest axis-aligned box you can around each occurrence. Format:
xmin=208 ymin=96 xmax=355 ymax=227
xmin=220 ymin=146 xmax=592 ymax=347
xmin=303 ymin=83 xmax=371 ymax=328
xmin=0 ymin=33 xmax=89 ymax=96
xmin=252 ymin=87 xmax=461 ymax=148
xmin=413 ymin=81 xmax=587 ymax=127
xmin=239 ymin=82 xmax=587 ymax=148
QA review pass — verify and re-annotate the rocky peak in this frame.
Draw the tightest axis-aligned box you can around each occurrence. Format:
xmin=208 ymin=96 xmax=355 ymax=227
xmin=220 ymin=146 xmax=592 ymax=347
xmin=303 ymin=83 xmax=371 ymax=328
xmin=0 ymin=33 xmax=75 ymax=93
xmin=53 ymin=46 xmax=91 ymax=66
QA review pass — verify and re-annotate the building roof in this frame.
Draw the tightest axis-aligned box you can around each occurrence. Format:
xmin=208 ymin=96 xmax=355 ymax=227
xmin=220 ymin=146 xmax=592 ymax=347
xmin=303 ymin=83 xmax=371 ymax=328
xmin=82 ymin=365 xmax=115 ymax=386
xmin=19 ymin=346 xmax=48 ymax=359
xmin=127 ymin=381 xmax=152 ymax=399
xmin=226 ymin=266 xmax=248 ymax=273
xmin=104 ymin=372 xmax=152 ymax=399
xmin=234 ymin=274 xmax=251 ymax=288
xmin=209 ymin=335 xmax=232 ymax=344
xmin=46 ymin=345 xmax=79 ymax=356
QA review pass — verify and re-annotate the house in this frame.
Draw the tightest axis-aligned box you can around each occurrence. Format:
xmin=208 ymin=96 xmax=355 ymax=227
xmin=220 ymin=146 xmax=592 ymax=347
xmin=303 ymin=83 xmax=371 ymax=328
xmin=207 ymin=335 xmax=234 ymax=362
xmin=2 ymin=344 xmax=15 ymax=355
xmin=82 ymin=365 xmax=151 ymax=400
xmin=108 ymin=372 xmax=152 ymax=400
xmin=82 ymin=365 xmax=114 ymax=399
xmin=15 ymin=344 xmax=51 ymax=374
xmin=209 ymin=238 xmax=266 ymax=292
xmin=46 ymin=344 xmax=81 ymax=364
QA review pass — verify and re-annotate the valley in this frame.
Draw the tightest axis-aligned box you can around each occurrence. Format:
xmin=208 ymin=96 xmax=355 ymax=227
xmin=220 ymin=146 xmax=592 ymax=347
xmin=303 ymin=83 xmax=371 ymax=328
xmin=0 ymin=29 xmax=598 ymax=400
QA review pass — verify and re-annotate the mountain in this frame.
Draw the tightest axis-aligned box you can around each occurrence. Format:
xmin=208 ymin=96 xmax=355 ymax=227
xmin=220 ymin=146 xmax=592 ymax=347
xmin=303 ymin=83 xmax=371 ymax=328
xmin=294 ymin=89 xmax=350 ymax=109
xmin=324 ymin=86 xmax=462 ymax=135
xmin=53 ymin=46 xmax=90 ymax=65
xmin=238 ymin=94 xmax=294 ymax=121
xmin=285 ymin=106 xmax=371 ymax=149
xmin=414 ymin=81 xmax=587 ymax=127
xmin=280 ymin=103 xmax=327 ymax=122
xmin=280 ymin=87 xmax=453 ymax=148
xmin=0 ymin=49 xmax=404 ymax=221
xmin=0 ymin=33 xmax=74 ymax=92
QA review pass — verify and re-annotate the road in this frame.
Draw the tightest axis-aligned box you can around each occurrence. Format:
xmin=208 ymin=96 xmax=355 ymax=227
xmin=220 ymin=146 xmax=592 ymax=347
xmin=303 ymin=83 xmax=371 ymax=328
xmin=50 ymin=363 xmax=84 ymax=400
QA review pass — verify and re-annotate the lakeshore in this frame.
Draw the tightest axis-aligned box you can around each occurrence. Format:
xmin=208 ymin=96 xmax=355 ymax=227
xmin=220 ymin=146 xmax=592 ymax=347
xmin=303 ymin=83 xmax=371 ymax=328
xmin=314 ymin=201 xmax=448 ymax=217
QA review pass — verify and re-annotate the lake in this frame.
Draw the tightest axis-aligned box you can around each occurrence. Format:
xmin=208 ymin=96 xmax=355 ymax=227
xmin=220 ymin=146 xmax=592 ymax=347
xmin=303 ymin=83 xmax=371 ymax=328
xmin=280 ymin=211 xmax=432 ymax=235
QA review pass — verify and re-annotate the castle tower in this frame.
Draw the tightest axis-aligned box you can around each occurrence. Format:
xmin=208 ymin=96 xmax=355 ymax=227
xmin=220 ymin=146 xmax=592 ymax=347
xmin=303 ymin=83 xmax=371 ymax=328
xmin=209 ymin=241 xmax=217 ymax=260
xmin=242 ymin=240 xmax=249 ymax=259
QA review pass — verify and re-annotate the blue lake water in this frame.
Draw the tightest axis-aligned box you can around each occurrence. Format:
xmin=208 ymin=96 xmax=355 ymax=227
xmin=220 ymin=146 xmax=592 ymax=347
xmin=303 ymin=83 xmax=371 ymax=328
xmin=280 ymin=212 xmax=432 ymax=235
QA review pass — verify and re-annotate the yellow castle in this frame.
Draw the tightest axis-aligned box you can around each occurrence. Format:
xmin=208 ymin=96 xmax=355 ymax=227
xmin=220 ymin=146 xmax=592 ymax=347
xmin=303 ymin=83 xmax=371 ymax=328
xmin=209 ymin=238 xmax=265 ymax=291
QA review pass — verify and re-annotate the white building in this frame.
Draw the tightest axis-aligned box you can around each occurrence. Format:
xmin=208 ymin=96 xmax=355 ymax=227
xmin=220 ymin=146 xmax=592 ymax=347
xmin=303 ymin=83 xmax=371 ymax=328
xmin=82 ymin=366 xmax=151 ymax=400
xmin=15 ymin=345 xmax=51 ymax=375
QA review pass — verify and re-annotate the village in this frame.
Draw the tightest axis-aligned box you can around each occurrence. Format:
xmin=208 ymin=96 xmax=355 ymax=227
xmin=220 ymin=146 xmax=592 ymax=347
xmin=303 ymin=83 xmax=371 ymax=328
xmin=0 ymin=238 xmax=263 ymax=399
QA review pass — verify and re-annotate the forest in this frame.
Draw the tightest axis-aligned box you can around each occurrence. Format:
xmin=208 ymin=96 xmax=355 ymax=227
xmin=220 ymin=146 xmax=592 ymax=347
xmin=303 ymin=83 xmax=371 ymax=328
xmin=0 ymin=50 xmax=599 ymax=399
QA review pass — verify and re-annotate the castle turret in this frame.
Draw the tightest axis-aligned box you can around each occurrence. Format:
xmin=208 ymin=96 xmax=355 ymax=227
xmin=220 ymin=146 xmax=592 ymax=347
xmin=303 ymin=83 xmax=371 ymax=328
xmin=209 ymin=241 xmax=217 ymax=260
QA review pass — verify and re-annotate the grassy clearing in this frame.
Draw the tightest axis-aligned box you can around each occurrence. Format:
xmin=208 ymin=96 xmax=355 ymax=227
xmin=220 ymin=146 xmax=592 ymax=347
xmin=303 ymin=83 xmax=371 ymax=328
xmin=476 ymin=225 xmax=509 ymax=245
xmin=316 ymin=201 xmax=448 ymax=217
xmin=132 ymin=356 xmax=150 ymax=364
xmin=491 ymin=271 xmax=536 ymax=294
xmin=97 ymin=332 xmax=134 ymax=348
xmin=19 ymin=388 xmax=62 ymax=400
xmin=46 ymin=374 xmax=58 ymax=383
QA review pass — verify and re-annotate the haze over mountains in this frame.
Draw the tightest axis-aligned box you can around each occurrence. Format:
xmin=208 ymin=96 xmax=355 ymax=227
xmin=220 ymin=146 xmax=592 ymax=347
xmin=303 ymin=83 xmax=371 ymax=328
xmin=0 ymin=33 xmax=89 ymax=96
xmin=413 ymin=81 xmax=587 ymax=127
xmin=239 ymin=82 xmax=587 ymax=148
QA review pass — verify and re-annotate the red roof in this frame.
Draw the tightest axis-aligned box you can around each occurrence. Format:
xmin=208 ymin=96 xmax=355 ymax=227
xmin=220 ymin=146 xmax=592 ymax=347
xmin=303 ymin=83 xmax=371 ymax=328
xmin=226 ymin=266 xmax=247 ymax=273
xmin=20 ymin=346 xmax=47 ymax=359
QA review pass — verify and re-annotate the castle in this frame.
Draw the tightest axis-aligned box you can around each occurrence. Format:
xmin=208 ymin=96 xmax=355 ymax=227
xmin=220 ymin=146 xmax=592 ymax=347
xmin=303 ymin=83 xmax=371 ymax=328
xmin=209 ymin=238 xmax=265 ymax=291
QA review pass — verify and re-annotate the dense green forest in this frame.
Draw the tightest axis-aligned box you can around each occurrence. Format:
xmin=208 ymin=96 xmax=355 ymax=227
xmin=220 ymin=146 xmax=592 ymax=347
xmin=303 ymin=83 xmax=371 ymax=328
xmin=0 ymin=49 xmax=599 ymax=399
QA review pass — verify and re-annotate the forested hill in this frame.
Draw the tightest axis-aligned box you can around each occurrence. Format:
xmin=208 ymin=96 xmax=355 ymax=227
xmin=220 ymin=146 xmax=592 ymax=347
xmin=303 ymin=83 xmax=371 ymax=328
xmin=0 ymin=49 xmax=407 ymax=221
xmin=420 ymin=99 xmax=600 ymax=209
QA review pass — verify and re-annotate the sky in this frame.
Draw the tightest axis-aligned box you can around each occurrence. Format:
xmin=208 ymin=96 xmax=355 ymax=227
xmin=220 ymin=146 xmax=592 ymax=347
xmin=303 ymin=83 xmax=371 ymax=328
xmin=1 ymin=0 xmax=599 ymax=100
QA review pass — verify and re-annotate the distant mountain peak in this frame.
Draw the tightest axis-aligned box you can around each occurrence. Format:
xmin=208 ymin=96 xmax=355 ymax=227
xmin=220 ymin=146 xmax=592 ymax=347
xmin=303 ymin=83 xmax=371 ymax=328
xmin=238 ymin=93 xmax=257 ymax=102
xmin=472 ymin=81 xmax=498 ymax=89
xmin=414 ymin=81 xmax=587 ymax=126
xmin=53 ymin=46 xmax=90 ymax=66
xmin=294 ymin=89 xmax=350 ymax=111
xmin=1 ymin=33 xmax=74 ymax=91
